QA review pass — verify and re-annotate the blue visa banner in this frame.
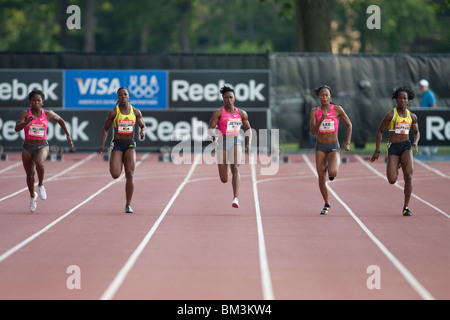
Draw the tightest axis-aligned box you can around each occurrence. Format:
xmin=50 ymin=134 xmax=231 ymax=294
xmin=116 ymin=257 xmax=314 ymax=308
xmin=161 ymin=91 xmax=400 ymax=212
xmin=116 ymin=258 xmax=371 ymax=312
xmin=64 ymin=70 xmax=168 ymax=109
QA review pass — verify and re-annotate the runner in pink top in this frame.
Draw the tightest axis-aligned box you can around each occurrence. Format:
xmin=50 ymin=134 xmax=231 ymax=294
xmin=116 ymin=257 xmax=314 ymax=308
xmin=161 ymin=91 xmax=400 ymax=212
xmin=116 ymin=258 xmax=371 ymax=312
xmin=310 ymin=85 xmax=352 ymax=215
xmin=24 ymin=107 xmax=48 ymax=140
xmin=315 ymin=104 xmax=339 ymax=134
xmin=15 ymin=89 xmax=74 ymax=212
xmin=217 ymin=105 xmax=243 ymax=137
xmin=208 ymin=86 xmax=251 ymax=209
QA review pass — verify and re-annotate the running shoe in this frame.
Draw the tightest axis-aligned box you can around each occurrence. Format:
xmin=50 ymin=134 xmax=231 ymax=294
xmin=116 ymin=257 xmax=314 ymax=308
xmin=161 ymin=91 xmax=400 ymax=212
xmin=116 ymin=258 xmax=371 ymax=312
xmin=320 ymin=203 xmax=331 ymax=215
xmin=39 ymin=185 xmax=47 ymax=200
xmin=125 ymin=204 xmax=134 ymax=213
xmin=232 ymin=198 xmax=239 ymax=208
xmin=30 ymin=192 xmax=38 ymax=212
xmin=402 ymin=207 xmax=413 ymax=216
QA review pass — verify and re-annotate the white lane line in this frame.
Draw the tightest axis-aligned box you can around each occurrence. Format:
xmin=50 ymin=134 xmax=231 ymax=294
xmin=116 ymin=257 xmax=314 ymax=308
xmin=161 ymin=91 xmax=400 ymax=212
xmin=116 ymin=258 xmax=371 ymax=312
xmin=302 ymin=154 xmax=435 ymax=300
xmin=0 ymin=153 xmax=97 ymax=203
xmin=414 ymin=158 xmax=450 ymax=179
xmin=356 ymin=155 xmax=450 ymax=219
xmin=0 ymin=161 xmax=22 ymax=175
xmin=251 ymin=161 xmax=275 ymax=300
xmin=0 ymin=153 xmax=148 ymax=263
xmin=100 ymin=154 xmax=201 ymax=300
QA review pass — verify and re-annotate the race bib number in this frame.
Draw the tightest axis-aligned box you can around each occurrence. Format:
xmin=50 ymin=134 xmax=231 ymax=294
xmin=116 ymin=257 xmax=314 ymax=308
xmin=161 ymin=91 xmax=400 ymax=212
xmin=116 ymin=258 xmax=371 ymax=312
xmin=319 ymin=119 xmax=335 ymax=133
xmin=395 ymin=122 xmax=410 ymax=135
xmin=29 ymin=123 xmax=46 ymax=137
xmin=118 ymin=120 xmax=134 ymax=134
xmin=226 ymin=119 xmax=242 ymax=135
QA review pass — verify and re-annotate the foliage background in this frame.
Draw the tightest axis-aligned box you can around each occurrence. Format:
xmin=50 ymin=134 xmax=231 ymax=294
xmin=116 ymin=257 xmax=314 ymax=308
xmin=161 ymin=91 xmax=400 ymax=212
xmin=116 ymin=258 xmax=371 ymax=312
xmin=0 ymin=0 xmax=449 ymax=54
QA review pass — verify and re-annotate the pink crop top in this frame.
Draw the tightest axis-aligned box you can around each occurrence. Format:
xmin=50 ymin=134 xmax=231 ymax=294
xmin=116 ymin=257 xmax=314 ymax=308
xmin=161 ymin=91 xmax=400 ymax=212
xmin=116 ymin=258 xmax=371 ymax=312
xmin=316 ymin=104 xmax=339 ymax=133
xmin=24 ymin=108 xmax=48 ymax=140
xmin=217 ymin=106 xmax=243 ymax=135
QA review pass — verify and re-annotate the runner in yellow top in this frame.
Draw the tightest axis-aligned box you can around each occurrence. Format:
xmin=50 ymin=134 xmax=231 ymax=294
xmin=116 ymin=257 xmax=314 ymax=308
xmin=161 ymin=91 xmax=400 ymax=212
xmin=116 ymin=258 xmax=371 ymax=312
xmin=99 ymin=87 xmax=147 ymax=213
xmin=370 ymin=86 xmax=420 ymax=216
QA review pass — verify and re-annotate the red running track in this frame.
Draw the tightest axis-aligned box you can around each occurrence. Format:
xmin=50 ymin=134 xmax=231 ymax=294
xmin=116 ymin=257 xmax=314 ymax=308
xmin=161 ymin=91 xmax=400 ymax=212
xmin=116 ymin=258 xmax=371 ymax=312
xmin=0 ymin=152 xmax=449 ymax=300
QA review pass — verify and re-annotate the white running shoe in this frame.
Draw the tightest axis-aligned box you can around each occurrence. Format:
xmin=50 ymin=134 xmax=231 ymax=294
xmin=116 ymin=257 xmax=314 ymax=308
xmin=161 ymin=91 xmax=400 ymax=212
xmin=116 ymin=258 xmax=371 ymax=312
xmin=30 ymin=192 xmax=38 ymax=212
xmin=39 ymin=185 xmax=47 ymax=200
xmin=125 ymin=204 xmax=134 ymax=213
xmin=232 ymin=197 xmax=239 ymax=208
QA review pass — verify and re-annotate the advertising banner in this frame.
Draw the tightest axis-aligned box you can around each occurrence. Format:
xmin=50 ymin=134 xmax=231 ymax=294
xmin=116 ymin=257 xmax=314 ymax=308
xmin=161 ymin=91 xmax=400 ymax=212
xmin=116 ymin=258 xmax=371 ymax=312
xmin=64 ymin=70 xmax=168 ymax=109
xmin=0 ymin=69 xmax=63 ymax=108
xmin=0 ymin=109 xmax=268 ymax=150
xmin=411 ymin=109 xmax=450 ymax=146
xmin=169 ymin=70 xmax=269 ymax=108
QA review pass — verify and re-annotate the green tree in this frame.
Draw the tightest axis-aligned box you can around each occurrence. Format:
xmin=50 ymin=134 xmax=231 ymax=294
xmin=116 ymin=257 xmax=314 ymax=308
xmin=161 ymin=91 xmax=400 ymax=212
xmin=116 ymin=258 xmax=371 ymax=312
xmin=0 ymin=0 xmax=448 ymax=53
xmin=0 ymin=0 xmax=62 ymax=51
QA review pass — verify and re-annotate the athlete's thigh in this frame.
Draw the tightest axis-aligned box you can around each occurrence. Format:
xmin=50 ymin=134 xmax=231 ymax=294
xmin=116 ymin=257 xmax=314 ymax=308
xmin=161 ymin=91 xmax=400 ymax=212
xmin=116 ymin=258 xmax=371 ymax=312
xmin=326 ymin=151 xmax=340 ymax=174
xmin=216 ymin=148 xmax=226 ymax=165
xmin=229 ymin=145 xmax=243 ymax=164
xmin=21 ymin=148 xmax=35 ymax=174
xmin=386 ymin=155 xmax=400 ymax=181
xmin=400 ymin=150 xmax=413 ymax=175
xmin=109 ymin=150 xmax=124 ymax=176
xmin=123 ymin=148 xmax=136 ymax=172
xmin=217 ymin=163 xmax=229 ymax=182
xmin=33 ymin=145 xmax=49 ymax=165
xmin=315 ymin=151 xmax=327 ymax=174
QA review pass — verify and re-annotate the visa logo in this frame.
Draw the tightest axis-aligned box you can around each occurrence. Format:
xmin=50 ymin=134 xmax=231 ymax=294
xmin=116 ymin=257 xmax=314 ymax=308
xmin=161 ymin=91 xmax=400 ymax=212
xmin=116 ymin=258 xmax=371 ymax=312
xmin=75 ymin=77 xmax=120 ymax=95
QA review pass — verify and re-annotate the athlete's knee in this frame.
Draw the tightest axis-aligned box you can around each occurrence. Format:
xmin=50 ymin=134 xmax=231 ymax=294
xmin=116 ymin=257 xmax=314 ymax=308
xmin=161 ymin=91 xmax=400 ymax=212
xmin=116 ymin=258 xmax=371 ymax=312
xmin=230 ymin=164 xmax=239 ymax=174
xmin=220 ymin=176 xmax=228 ymax=183
xmin=387 ymin=176 xmax=397 ymax=184
xmin=318 ymin=175 xmax=327 ymax=185
xmin=328 ymin=170 xmax=337 ymax=181
xmin=35 ymin=161 xmax=45 ymax=171
xmin=110 ymin=169 xmax=121 ymax=179
xmin=125 ymin=170 xmax=134 ymax=180
xmin=404 ymin=173 xmax=412 ymax=184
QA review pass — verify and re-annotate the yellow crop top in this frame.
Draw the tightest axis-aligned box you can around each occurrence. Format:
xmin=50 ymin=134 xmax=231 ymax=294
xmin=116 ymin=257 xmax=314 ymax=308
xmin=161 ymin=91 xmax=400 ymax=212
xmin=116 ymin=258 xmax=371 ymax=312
xmin=389 ymin=108 xmax=412 ymax=135
xmin=113 ymin=105 xmax=136 ymax=135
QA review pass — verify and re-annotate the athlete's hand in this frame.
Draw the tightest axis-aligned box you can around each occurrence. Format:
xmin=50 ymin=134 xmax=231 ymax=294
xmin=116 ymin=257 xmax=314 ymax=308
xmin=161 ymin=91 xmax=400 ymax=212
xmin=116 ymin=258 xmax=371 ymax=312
xmin=67 ymin=134 xmax=75 ymax=148
xmin=370 ymin=151 xmax=380 ymax=162
xmin=344 ymin=142 xmax=350 ymax=153
xmin=211 ymin=135 xmax=219 ymax=146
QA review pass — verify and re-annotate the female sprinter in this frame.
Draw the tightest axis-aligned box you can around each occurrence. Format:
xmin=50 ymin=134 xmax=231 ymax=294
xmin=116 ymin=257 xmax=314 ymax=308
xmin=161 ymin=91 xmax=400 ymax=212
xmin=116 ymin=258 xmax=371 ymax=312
xmin=98 ymin=87 xmax=147 ymax=213
xmin=370 ymin=86 xmax=420 ymax=216
xmin=15 ymin=90 xmax=74 ymax=212
xmin=208 ymin=86 xmax=251 ymax=208
xmin=310 ymin=85 xmax=352 ymax=215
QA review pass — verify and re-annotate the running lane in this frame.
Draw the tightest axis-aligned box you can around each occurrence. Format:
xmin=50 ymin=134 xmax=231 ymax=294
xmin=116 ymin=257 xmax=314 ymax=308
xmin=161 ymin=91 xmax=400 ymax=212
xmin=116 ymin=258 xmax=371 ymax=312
xmin=315 ymin=155 xmax=449 ymax=299
xmin=109 ymin=154 xmax=265 ymax=300
xmin=0 ymin=153 xmax=195 ymax=299
xmin=253 ymin=155 xmax=425 ymax=299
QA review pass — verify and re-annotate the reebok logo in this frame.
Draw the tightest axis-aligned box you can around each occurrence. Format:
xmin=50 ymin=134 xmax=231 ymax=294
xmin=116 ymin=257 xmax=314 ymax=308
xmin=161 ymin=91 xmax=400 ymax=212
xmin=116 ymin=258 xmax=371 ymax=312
xmin=0 ymin=79 xmax=59 ymax=101
xmin=172 ymin=79 xmax=265 ymax=103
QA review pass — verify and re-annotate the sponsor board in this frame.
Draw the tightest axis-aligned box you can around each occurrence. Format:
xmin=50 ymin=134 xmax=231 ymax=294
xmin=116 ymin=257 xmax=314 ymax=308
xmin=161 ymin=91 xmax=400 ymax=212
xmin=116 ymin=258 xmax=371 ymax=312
xmin=64 ymin=70 xmax=168 ymax=109
xmin=0 ymin=70 xmax=63 ymax=108
xmin=0 ymin=109 xmax=268 ymax=149
xmin=169 ymin=70 xmax=269 ymax=108
xmin=412 ymin=109 xmax=450 ymax=146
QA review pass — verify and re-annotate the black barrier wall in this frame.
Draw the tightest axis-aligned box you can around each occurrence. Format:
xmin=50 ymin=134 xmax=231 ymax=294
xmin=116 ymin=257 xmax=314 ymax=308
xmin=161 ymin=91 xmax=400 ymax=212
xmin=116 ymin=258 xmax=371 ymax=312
xmin=0 ymin=109 xmax=268 ymax=151
xmin=1 ymin=52 xmax=449 ymax=149
xmin=0 ymin=52 xmax=269 ymax=70
xmin=270 ymin=53 xmax=450 ymax=148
